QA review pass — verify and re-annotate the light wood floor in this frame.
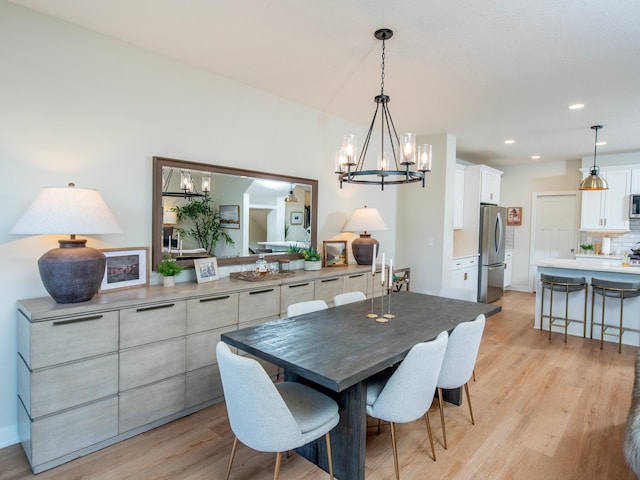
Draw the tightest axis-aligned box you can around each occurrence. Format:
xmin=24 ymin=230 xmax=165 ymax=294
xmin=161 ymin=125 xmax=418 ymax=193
xmin=1 ymin=291 xmax=637 ymax=480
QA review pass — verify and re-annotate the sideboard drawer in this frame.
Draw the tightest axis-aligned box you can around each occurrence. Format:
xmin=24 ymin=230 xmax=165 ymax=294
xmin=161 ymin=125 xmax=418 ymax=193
xmin=21 ymin=396 xmax=118 ymax=468
xmin=119 ymin=338 xmax=185 ymax=391
xmin=187 ymin=293 xmax=238 ymax=334
xmin=238 ymin=287 xmax=280 ymax=323
xmin=343 ymin=272 xmax=368 ymax=295
xmin=119 ymin=376 xmax=185 ymax=433
xmin=185 ymin=366 xmax=223 ymax=409
xmin=19 ymin=353 xmax=118 ymax=419
xmin=186 ymin=325 xmax=237 ymax=371
xmin=314 ymin=276 xmax=344 ymax=304
xmin=120 ymin=301 xmax=186 ymax=348
xmin=280 ymin=281 xmax=315 ymax=315
xmin=19 ymin=311 xmax=118 ymax=370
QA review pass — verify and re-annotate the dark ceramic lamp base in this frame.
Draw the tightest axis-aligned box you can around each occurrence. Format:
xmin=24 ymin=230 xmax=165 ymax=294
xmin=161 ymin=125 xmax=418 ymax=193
xmin=351 ymin=234 xmax=379 ymax=265
xmin=38 ymin=239 xmax=106 ymax=303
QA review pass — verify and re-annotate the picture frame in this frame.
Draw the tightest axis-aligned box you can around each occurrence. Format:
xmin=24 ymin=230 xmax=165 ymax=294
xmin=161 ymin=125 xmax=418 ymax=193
xmin=507 ymin=207 xmax=523 ymax=226
xmin=220 ymin=204 xmax=240 ymax=229
xmin=194 ymin=257 xmax=220 ymax=283
xmin=290 ymin=211 xmax=303 ymax=225
xmin=100 ymin=247 xmax=149 ymax=292
xmin=323 ymin=240 xmax=348 ymax=267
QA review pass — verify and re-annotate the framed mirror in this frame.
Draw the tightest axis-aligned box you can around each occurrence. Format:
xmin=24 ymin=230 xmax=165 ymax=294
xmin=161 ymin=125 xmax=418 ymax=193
xmin=152 ymin=156 xmax=318 ymax=270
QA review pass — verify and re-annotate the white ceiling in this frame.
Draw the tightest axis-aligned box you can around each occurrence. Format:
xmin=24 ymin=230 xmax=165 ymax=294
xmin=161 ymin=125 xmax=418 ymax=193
xmin=10 ymin=0 xmax=640 ymax=167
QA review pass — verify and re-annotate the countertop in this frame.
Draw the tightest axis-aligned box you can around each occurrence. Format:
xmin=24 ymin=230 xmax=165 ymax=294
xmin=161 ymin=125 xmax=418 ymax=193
xmin=537 ymin=258 xmax=640 ymax=275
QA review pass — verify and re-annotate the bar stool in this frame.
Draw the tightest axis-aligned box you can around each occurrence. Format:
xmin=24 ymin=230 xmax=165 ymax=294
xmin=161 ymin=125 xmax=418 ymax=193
xmin=590 ymin=278 xmax=640 ymax=353
xmin=539 ymin=274 xmax=587 ymax=343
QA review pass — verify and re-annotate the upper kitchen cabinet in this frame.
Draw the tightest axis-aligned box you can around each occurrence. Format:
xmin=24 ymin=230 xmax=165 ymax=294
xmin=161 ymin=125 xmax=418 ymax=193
xmin=580 ymin=167 xmax=631 ymax=232
xmin=465 ymin=164 xmax=503 ymax=206
xmin=453 ymin=164 xmax=465 ymax=229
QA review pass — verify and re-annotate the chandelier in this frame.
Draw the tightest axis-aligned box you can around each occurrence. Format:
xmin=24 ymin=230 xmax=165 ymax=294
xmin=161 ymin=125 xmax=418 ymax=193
xmin=579 ymin=125 xmax=608 ymax=191
xmin=335 ymin=28 xmax=432 ymax=191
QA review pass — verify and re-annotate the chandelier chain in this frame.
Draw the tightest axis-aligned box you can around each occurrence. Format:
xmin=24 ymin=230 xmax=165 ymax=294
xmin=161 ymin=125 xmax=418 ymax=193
xmin=380 ymin=38 xmax=386 ymax=94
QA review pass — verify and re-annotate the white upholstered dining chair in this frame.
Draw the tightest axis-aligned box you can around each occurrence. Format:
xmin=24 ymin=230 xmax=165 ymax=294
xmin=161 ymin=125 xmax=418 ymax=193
xmin=216 ymin=342 xmax=339 ymax=480
xmin=333 ymin=291 xmax=366 ymax=306
xmin=436 ymin=313 xmax=486 ymax=449
xmin=366 ymin=331 xmax=449 ymax=480
xmin=287 ymin=299 xmax=328 ymax=317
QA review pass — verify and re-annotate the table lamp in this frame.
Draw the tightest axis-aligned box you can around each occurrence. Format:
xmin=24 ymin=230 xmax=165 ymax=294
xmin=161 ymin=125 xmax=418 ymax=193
xmin=10 ymin=183 xmax=122 ymax=303
xmin=343 ymin=206 xmax=388 ymax=265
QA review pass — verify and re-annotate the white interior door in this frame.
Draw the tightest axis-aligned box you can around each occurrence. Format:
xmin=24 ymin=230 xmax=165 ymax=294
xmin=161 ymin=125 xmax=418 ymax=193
xmin=529 ymin=192 xmax=579 ymax=291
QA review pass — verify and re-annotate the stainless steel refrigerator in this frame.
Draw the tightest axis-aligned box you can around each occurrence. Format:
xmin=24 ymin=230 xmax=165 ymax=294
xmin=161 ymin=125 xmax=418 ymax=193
xmin=478 ymin=205 xmax=506 ymax=303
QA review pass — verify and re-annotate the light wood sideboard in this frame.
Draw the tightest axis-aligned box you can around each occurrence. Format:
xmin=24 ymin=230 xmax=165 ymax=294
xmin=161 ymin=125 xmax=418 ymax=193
xmin=16 ymin=264 xmax=398 ymax=473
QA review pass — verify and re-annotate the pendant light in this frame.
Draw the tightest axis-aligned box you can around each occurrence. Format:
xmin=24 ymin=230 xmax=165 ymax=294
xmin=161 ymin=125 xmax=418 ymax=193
xmin=579 ymin=125 xmax=608 ymax=191
xmin=334 ymin=29 xmax=432 ymax=191
xmin=284 ymin=183 xmax=298 ymax=203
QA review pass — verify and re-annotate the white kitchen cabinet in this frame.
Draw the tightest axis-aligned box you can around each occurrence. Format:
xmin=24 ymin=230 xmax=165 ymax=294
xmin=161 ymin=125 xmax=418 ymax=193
xmin=580 ymin=167 xmax=631 ymax=231
xmin=480 ymin=166 xmax=503 ymax=205
xmin=504 ymin=250 xmax=513 ymax=288
xmin=453 ymin=164 xmax=465 ymax=229
xmin=451 ymin=256 xmax=479 ymax=299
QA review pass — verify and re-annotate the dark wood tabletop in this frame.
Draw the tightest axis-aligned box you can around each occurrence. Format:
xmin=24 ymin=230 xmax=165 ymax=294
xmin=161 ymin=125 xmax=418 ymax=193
xmin=222 ymin=291 xmax=501 ymax=392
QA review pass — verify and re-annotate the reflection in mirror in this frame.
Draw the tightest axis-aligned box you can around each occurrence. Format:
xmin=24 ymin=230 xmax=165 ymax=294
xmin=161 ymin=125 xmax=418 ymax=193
xmin=152 ymin=157 xmax=318 ymax=270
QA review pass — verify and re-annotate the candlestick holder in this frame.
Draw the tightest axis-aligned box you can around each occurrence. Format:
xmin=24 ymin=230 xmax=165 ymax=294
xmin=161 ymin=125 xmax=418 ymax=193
xmin=376 ymin=277 xmax=389 ymax=322
xmin=383 ymin=286 xmax=395 ymax=319
xmin=367 ymin=272 xmax=378 ymax=318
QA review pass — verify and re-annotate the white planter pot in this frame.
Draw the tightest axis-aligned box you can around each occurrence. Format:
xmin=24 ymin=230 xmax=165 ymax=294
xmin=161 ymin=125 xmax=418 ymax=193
xmin=304 ymin=261 xmax=322 ymax=271
xmin=163 ymin=276 xmax=176 ymax=287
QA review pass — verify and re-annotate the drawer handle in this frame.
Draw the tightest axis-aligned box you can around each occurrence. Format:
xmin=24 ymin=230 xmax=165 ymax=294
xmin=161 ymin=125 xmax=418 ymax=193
xmin=53 ymin=314 xmax=103 ymax=326
xmin=199 ymin=295 xmax=231 ymax=303
xmin=288 ymin=283 xmax=310 ymax=288
xmin=136 ymin=303 xmax=175 ymax=312
xmin=249 ymin=288 xmax=274 ymax=295
xmin=349 ymin=274 xmax=365 ymax=279
xmin=321 ymin=278 xmax=339 ymax=283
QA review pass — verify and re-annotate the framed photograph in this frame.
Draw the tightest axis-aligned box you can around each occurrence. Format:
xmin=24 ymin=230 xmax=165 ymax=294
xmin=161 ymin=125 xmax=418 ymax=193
xmin=323 ymin=240 xmax=348 ymax=267
xmin=507 ymin=207 xmax=523 ymax=226
xmin=100 ymin=247 xmax=149 ymax=292
xmin=220 ymin=204 xmax=240 ymax=229
xmin=194 ymin=257 xmax=220 ymax=283
xmin=291 ymin=211 xmax=303 ymax=225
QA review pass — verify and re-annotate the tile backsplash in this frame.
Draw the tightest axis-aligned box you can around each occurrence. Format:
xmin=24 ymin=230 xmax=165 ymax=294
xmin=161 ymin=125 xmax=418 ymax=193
xmin=579 ymin=219 xmax=640 ymax=254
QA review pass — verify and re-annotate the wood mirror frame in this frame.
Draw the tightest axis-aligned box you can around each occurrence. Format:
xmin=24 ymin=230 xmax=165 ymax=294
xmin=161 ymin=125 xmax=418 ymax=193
xmin=152 ymin=156 xmax=318 ymax=270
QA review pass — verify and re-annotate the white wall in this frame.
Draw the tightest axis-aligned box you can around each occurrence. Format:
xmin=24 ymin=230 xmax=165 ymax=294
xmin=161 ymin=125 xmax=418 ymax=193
xmin=0 ymin=2 xmax=398 ymax=448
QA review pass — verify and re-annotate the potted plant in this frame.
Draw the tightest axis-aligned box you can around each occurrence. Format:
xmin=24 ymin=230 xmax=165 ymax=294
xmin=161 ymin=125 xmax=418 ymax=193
xmin=580 ymin=243 xmax=594 ymax=254
xmin=302 ymin=246 xmax=322 ymax=271
xmin=172 ymin=197 xmax=234 ymax=255
xmin=157 ymin=257 xmax=184 ymax=287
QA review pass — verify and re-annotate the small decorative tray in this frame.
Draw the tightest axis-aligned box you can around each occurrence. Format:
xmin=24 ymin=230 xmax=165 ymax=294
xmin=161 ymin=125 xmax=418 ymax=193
xmin=230 ymin=271 xmax=295 ymax=282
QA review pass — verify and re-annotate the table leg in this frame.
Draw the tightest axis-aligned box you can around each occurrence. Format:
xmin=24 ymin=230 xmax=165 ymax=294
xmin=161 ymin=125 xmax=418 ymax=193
xmin=286 ymin=372 xmax=367 ymax=480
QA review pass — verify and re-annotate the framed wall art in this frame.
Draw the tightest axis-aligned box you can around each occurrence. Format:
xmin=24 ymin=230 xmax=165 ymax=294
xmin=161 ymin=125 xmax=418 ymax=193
xmin=194 ymin=257 xmax=220 ymax=283
xmin=507 ymin=207 xmax=522 ymax=226
xmin=220 ymin=204 xmax=240 ymax=229
xmin=100 ymin=247 xmax=149 ymax=292
xmin=323 ymin=240 xmax=348 ymax=267
xmin=291 ymin=211 xmax=303 ymax=225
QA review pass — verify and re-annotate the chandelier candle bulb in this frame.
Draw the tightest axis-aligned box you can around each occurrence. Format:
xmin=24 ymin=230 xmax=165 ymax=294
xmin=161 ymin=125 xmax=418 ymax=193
xmin=417 ymin=144 xmax=433 ymax=171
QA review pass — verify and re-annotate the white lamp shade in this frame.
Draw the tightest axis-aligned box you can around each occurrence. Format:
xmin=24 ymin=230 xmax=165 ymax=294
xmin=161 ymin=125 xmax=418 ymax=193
xmin=11 ymin=185 xmax=122 ymax=235
xmin=163 ymin=210 xmax=178 ymax=225
xmin=343 ymin=207 xmax=388 ymax=233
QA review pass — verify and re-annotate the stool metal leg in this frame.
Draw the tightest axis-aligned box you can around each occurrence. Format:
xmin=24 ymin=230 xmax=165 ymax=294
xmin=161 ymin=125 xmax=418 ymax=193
xmin=564 ymin=285 xmax=569 ymax=343
xmin=583 ymin=286 xmax=588 ymax=338
xmin=590 ymin=288 xmax=596 ymax=339
xmin=600 ymin=292 xmax=606 ymax=351
xmin=619 ymin=292 xmax=625 ymax=354
xmin=548 ymin=287 xmax=554 ymax=342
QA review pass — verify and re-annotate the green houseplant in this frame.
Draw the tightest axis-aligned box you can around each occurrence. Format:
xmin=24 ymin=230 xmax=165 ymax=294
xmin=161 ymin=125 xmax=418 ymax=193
xmin=580 ymin=243 xmax=594 ymax=254
xmin=302 ymin=246 xmax=322 ymax=271
xmin=172 ymin=197 xmax=234 ymax=255
xmin=157 ymin=257 xmax=184 ymax=286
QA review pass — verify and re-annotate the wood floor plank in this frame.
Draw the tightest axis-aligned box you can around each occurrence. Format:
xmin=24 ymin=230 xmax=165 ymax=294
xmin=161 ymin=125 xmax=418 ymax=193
xmin=1 ymin=291 xmax=636 ymax=480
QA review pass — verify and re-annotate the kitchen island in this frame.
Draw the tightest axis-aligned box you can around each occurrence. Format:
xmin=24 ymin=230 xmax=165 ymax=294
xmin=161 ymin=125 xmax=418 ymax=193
xmin=535 ymin=258 xmax=640 ymax=347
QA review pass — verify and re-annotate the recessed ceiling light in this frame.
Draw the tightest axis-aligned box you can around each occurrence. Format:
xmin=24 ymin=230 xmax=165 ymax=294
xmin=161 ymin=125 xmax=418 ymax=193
xmin=504 ymin=139 xmax=515 ymax=144
xmin=569 ymin=103 xmax=585 ymax=110
xmin=531 ymin=155 xmax=541 ymax=160
xmin=596 ymin=141 xmax=606 ymax=146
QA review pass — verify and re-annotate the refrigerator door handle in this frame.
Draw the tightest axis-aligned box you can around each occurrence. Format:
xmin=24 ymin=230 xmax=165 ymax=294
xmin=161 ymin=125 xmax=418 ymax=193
xmin=494 ymin=210 xmax=504 ymax=256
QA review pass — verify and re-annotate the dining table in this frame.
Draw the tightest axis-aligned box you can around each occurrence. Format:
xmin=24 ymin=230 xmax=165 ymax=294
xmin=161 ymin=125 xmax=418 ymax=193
xmin=221 ymin=291 xmax=501 ymax=480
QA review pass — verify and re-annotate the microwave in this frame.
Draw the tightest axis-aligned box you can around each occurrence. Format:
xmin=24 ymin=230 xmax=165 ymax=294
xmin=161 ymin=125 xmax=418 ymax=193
xmin=631 ymin=194 xmax=640 ymax=218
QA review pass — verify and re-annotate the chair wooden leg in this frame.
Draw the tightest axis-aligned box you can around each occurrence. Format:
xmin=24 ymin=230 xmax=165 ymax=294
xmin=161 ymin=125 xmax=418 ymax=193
xmin=437 ymin=387 xmax=447 ymax=450
xmin=424 ymin=412 xmax=436 ymax=461
xmin=225 ymin=436 xmax=239 ymax=480
xmin=464 ymin=383 xmax=475 ymax=425
xmin=472 ymin=369 xmax=476 ymax=382
xmin=389 ymin=422 xmax=400 ymax=480
xmin=274 ymin=451 xmax=283 ymax=480
xmin=325 ymin=432 xmax=334 ymax=480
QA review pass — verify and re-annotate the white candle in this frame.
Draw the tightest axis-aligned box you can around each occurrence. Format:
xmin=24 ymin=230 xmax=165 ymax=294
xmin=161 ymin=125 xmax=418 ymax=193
xmin=388 ymin=258 xmax=393 ymax=288
xmin=371 ymin=244 xmax=377 ymax=274
xmin=168 ymin=235 xmax=172 ymax=253
xmin=381 ymin=253 xmax=385 ymax=284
